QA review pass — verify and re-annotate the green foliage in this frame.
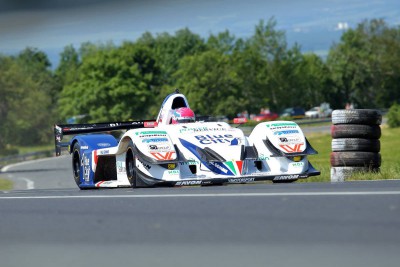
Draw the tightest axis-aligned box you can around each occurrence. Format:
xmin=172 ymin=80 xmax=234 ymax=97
xmin=0 ymin=49 xmax=57 ymax=149
xmin=387 ymin=102 xmax=400 ymax=128
xmin=174 ymin=49 xmax=245 ymax=117
xmin=58 ymin=42 xmax=159 ymax=122
xmin=327 ymin=19 xmax=400 ymax=109
xmin=1 ymin=17 xmax=400 ymax=149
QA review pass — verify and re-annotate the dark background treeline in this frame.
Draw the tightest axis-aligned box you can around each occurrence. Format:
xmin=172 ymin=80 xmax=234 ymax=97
xmin=1 ymin=18 xmax=400 ymax=153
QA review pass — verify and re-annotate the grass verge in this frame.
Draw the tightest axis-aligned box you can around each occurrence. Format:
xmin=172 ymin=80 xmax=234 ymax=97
xmin=303 ymin=126 xmax=400 ymax=182
xmin=0 ymin=177 xmax=13 ymax=191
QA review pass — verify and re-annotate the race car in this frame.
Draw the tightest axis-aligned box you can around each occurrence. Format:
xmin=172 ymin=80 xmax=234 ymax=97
xmin=54 ymin=91 xmax=320 ymax=189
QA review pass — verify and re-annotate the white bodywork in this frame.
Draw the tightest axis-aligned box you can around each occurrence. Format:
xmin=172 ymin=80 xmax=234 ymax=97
xmin=90 ymin=93 xmax=317 ymax=187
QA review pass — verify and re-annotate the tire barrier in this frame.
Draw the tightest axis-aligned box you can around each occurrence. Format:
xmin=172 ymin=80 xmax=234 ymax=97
xmin=330 ymin=109 xmax=382 ymax=182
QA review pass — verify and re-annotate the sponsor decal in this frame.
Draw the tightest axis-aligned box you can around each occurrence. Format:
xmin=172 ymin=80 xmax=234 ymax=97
xmin=144 ymin=121 xmax=158 ymax=128
xmin=81 ymin=155 xmax=90 ymax=182
xmin=279 ymin=137 xmax=302 ymax=143
xmin=81 ymin=146 xmax=89 ymax=149
xmin=179 ymin=160 xmax=200 ymax=166
xmin=167 ymin=163 xmax=176 ymax=170
xmin=279 ymin=143 xmax=304 ymax=153
xmin=116 ymin=162 xmax=126 ymax=173
xmin=142 ymin=138 xmax=169 ymax=143
xmin=274 ymin=174 xmax=299 ymax=180
xmin=273 ymin=130 xmax=299 ymax=136
xmin=179 ymin=127 xmax=227 ymax=133
xmin=99 ymin=150 xmax=110 ymax=155
xmin=136 ymin=131 xmax=167 ymax=136
xmin=195 ymin=134 xmax=235 ymax=145
xmin=258 ymin=154 xmax=270 ymax=160
xmin=228 ymin=178 xmax=255 ymax=183
xmin=267 ymin=122 xmax=297 ymax=127
xmin=147 ymin=144 xmax=171 ymax=151
xmin=175 ymin=180 xmax=202 ymax=186
xmin=150 ymin=151 xmax=175 ymax=160
xmin=138 ymin=134 xmax=167 ymax=138
xmin=291 ymin=162 xmax=304 ymax=167
xmin=167 ymin=170 xmax=180 ymax=175
xmin=97 ymin=143 xmax=111 ymax=147
xmin=208 ymin=161 xmax=228 ymax=174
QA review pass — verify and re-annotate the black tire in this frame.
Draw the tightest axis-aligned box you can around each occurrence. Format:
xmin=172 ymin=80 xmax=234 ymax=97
xmin=126 ymin=143 xmax=137 ymax=188
xmin=72 ymin=143 xmax=82 ymax=187
xmin=332 ymin=109 xmax=382 ymax=125
xmin=331 ymin=124 xmax=381 ymax=139
xmin=330 ymin=152 xmax=381 ymax=168
xmin=331 ymin=138 xmax=380 ymax=152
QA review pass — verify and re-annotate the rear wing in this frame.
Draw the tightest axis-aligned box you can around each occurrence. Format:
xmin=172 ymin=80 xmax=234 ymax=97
xmin=54 ymin=120 xmax=158 ymax=156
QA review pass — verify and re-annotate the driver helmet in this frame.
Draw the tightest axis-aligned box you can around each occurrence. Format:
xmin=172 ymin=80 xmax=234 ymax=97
xmin=170 ymin=107 xmax=195 ymax=124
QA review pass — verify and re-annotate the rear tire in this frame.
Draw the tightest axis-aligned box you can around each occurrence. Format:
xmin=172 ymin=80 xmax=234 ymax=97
xmin=126 ymin=143 xmax=137 ymax=188
xmin=72 ymin=143 xmax=82 ymax=188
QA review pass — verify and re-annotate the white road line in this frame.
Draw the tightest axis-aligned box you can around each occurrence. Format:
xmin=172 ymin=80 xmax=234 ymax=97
xmin=0 ymin=191 xmax=399 ymax=199
xmin=21 ymin=178 xmax=35 ymax=190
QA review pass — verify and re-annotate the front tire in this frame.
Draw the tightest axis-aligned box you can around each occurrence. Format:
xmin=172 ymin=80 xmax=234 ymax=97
xmin=126 ymin=143 xmax=137 ymax=188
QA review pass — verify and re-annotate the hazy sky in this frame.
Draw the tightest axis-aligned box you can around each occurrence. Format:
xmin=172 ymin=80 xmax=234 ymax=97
xmin=0 ymin=0 xmax=399 ymax=66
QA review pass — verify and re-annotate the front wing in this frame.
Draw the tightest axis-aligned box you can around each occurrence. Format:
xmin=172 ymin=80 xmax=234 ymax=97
xmin=133 ymin=162 xmax=320 ymax=187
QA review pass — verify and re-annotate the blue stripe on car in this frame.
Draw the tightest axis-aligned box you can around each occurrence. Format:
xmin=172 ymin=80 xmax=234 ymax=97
xmin=179 ymin=138 xmax=234 ymax=176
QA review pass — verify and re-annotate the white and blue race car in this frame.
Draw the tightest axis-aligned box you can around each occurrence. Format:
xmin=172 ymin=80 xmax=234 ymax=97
xmin=54 ymin=91 xmax=320 ymax=189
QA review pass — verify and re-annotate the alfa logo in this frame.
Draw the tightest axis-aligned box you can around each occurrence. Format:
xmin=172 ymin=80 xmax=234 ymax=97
xmin=279 ymin=143 xmax=304 ymax=153
xmin=150 ymin=151 xmax=175 ymax=160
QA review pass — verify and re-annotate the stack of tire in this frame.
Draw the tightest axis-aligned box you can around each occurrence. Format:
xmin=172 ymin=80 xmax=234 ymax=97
xmin=330 ymin=109 xmax=382 ymax=182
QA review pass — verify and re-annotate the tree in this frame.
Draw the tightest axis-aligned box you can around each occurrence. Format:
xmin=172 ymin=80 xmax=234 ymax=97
xmin=327 ymin=19 xmax=400 ymax=108
xmin=137 ymin=28 xmax=207 ymax=86
xmin=55 ymin=44 xmax=80 ymax=87
xmin=58 ymin=42 xmax=159 ymax=122
xmin=173 ymin=49 xmax=244 ymax=117
xmin=0 ymin=49 xmax=56 ymax=149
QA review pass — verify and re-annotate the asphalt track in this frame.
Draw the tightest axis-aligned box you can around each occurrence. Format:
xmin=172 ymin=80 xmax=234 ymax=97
xmin=1 ymin=154 xmax=400 ymax=267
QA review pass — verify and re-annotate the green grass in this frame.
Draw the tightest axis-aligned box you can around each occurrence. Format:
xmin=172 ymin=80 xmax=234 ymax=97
xmin=303 ymin=126 xmax=400 ymax=182
xmin=0 ymin=177 xmax=13 ymax=191
xmin=16 ymin=143 xmax=53 ymax=154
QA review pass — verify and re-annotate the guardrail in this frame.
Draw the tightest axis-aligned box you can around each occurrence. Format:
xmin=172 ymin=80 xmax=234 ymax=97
xmin=0 ymin=150 xmax=53 ymax=169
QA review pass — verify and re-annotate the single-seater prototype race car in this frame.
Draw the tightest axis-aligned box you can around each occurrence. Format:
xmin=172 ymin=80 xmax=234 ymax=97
xmin=54 ymin=91 xmax=320 ymax=189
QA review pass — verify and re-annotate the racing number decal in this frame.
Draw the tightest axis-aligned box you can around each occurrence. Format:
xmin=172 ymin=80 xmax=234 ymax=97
xmin=279 ymin=143 xmax=304 ymax=153
xmin=150 ymin=151 xmax=175 ymax=160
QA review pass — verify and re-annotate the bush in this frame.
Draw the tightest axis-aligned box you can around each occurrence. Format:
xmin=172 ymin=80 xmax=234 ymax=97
xmin=0 ymin=147 xmax=19 ymax=157
xmin=387 ymin=103 xmax=400 ymax=128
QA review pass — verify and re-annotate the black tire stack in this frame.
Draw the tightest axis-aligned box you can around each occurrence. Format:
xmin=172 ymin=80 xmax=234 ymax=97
xmin=330 ymin=109 xmax=382 ymax=182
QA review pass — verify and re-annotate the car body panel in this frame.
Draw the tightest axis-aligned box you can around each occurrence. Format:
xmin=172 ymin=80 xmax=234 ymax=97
xmin=58 ymin=92 xmax=320 ymax=189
